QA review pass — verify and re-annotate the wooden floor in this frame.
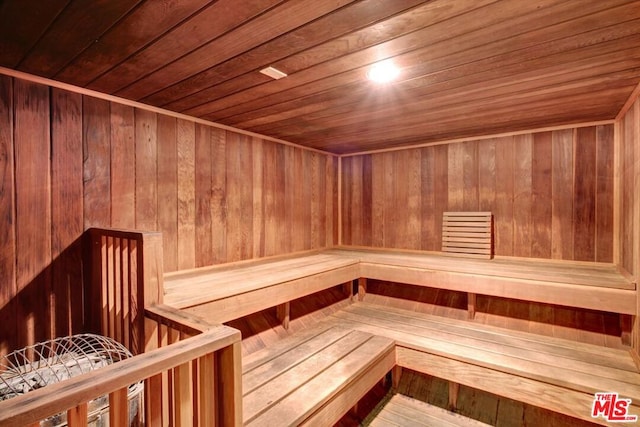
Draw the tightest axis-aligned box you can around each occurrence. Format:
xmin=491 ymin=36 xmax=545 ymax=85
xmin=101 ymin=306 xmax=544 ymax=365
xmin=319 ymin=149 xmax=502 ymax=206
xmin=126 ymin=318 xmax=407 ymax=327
xmin=367 ymin=393 xmax=492 ymax=427
xmin=227 ymin=281 xmax=627 ymax=426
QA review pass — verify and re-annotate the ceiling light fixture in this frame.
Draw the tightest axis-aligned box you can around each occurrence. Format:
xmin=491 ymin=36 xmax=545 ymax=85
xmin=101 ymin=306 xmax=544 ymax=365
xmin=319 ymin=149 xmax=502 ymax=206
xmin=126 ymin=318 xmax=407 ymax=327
xmin=367 ymin=60 xmax=400 ymax=83
xmin=260 ymin=66 xmax=287 ymax=80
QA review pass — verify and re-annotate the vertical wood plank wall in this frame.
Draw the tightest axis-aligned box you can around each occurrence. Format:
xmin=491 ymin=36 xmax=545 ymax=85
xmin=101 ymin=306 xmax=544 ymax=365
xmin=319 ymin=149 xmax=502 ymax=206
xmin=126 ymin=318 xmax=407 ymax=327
xmin=0 ymin=74 xmax=338 ymax=356
xmin=341 ymin=125 xmax=615 ymax=262
xmin=618 ymin=95 xmax=640 ymax=355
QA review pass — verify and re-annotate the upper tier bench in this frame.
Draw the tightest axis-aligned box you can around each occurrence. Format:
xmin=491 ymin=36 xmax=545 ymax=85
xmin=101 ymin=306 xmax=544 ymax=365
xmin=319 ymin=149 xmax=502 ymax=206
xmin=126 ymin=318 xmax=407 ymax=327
xmin=330 ymin=246 xmax=636 ymax=316
xmin=164 ymin=251 xmax=358 ymax=327
xmin=163 ymin=246 xmax=636 ymax=337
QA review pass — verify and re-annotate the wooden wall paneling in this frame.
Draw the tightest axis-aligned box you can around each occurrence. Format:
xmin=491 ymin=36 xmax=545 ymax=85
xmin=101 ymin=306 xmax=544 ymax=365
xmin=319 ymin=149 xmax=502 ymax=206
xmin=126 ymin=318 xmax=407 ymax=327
xmin=360 ymin=154 xmax=372 ymax=247
xmin=0 ymin=75 xmax=16 ymax=357
xmin=14 ymin=79 xmax=51 ymax=349
xmin=300 ymin=148 xmax=312 ymax=250
xmin=210 ymin=128 xmax=227 ymax=263
xmin=83 ymin=96 xmax=111 ymax=228
xmin=382 ymin=152 xmax=396 ymax=247
xmin=622 ymin=105 xmax=635 ymax=274
xmin=134 ymin=109 xmax=158 ymax=231
xmin=370 ymin=154 xmax=385 ymax=247
xmin=252 ymin=137 xmax=265 ymax=258
xmin=350 ymin=156 xmax=363 ymax=245
xmin=462 ymin=141 xmax=479 ymax=211
xmin=477 ymin=138 xmax=497 ymax=212
xmin=595 ymin=125 xmax=614 ymax=262
xmin=195 ymin=124 xmax=214 ymax=267
xmin=631 ymin=99 xmax=640 ymax=357
xmin=403 ymin=149 xmax=421 ymax=249
xmin=274 ymin=143 xmax=288 ymax=254
xmin=239 ymin=135 xmax=254 ymax=258
xmin=531 ymin=132 xmax=553 ymax=259
xmin=513 ymin=134 xmax=533 ymax=258
xmin=495 ymin=136 xmax=515 ymax=256
xmin=311 ymin=152 xmax=327 ymax=248
xmin=309 ymin=151 xmax=321 ymax=248
xmin=390 ymin=151 xmax=404 ymax=248
xmin=51 ymin=88 xmax=83 ymax=338
xmin=176 ymin=118 xmax=195 ymax=269
xmin=110 ymin=103 xmax=135 ymax=229
xmin=551 ymin=129 xmax=574 ymax=259
xmin=341 ymin=156 xmax=354 ymax=246
xmin=326 ymin=155 xmax=338 ymax=247
xmin=632 ymin=100 xmax=640 ymax=279
xmin=447 ymin=142 xmax=464 ymax=212
xmin=433 ymin=145 xmax=449 ymax=251
xmin=262 ymin=140 xmax=277 ymax=257
xmin=282 ymin=145 xmax=296 ymax=253
xmin=225 ymin=133 xmax=251 ymax=261
xmin=573 ymin=127 xmax=597 ymax=261
xmin=420 ymin=147 xmax=436 ymax=251
xmin=157 ymin=115 xmax=178 ymax=272
xmin=291 ymin=147 xmax=306 ymax=252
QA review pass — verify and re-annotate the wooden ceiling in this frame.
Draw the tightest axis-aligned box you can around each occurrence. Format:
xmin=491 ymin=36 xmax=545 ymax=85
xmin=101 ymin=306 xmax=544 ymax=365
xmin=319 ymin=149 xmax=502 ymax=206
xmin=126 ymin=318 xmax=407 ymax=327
xmin=2 ymin=0 xmax=640 ymax=154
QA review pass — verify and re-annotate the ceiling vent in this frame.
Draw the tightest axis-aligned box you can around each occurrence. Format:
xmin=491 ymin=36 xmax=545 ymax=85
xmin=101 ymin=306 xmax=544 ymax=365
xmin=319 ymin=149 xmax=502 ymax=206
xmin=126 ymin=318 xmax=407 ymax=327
xmin=260 ymin=66 xmax=287 ymax=80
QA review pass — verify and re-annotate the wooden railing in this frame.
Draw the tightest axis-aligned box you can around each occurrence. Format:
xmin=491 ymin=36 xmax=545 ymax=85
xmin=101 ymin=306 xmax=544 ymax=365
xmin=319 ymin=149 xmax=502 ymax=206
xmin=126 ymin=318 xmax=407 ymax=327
xmin=0 ymin=325 xmax=241 ymax=426
xmin=87 ymin=228 xmax=165 ymax=355
xmin=85 ymin=228 xmax=243 ymax=425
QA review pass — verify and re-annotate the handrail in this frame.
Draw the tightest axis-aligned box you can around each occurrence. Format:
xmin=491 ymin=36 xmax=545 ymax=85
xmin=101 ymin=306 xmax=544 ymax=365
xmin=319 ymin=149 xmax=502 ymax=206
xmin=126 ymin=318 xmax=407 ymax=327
xmin=145 ymin=303 xmax=217 ymax=336
xmin=0 ymin=325 xmax=241 ymax=426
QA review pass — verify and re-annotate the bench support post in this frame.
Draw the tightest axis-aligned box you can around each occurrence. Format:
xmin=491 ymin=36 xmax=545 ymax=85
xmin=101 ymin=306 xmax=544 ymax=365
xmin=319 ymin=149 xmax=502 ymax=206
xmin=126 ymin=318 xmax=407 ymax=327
xmin=277 ymin=302 xmax=290 ymax=330
xmin=621 ymin=314 xmax=632 ymax=346
xmin=448 ymin=382 xmax=460 ymax=411
xmin=468 ymin=293 xmax=477 ymax=320
xmin=343 ymin=281 xmax=353 ymax=302
xmin=358 ymin=278 xmax=367 ymax=301
xmin=392 ymin=365 xmax=403 ymax=390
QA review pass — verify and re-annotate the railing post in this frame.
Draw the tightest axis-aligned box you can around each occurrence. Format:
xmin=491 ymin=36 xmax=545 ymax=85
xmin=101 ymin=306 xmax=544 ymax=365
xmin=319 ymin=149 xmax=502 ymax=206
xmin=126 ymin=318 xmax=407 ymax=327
xmin=218 ymin=342 xmax=243 ymax=427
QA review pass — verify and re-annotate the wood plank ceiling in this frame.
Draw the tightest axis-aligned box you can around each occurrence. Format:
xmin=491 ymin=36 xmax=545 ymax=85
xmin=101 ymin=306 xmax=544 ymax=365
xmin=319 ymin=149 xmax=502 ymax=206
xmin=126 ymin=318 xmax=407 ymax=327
xmin=1 ymin=0 xmax=640 ymax=154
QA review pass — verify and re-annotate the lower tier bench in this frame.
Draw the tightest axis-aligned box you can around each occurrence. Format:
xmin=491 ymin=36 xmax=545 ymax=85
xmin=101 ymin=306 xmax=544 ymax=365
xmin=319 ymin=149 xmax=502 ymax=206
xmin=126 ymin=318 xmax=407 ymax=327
xmin=241 ymin=325 xmax=395 ymax=426
xmin=370 ymin=394 xmax=492 ymax=427
xmin=326 ymin=302 xmax=640 ymax=426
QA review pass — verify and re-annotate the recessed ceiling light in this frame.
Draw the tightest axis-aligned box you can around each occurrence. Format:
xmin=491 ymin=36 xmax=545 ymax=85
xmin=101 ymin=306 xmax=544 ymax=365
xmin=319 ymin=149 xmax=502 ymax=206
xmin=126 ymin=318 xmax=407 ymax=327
xmin=367 ymin=60 xmax=400 ymax=83
xmin=260 ymin=66 xmax=287 ymax=80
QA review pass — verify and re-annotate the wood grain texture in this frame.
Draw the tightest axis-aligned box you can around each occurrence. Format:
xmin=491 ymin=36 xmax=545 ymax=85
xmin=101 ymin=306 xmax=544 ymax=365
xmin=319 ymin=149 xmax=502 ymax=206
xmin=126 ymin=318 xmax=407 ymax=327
xmin=110 ymin=103 xmax=135 ymax=228
xmin=2 ymin=1 xmax=639 ymax=153
xmin=618 ymin=95 xmax=640 ymax=358
xmin=51 ymin=88 xmax=83 ymax=338
xmin=0 ymin=74 xmax=337 ymax=354
xmin=14 ymin=79 xmax=52 ymax=349
xmin=0 ymin=75 xmax=16 ymax=358
xmin=342 ymin=126 xmax=615 ymax=261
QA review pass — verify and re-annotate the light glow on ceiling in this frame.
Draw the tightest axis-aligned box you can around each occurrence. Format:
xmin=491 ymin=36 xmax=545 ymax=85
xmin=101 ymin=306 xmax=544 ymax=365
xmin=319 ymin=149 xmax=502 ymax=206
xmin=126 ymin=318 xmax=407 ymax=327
xmin=367 ymin=60 xmax=400 ymax=83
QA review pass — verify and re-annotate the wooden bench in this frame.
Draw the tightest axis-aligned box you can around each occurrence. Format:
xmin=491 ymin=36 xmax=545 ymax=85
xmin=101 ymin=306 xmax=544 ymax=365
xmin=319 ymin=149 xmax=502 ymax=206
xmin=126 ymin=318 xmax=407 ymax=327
xmin=163 ymin=251 xmax=359 ymax=328
xmin=327 ymin=302 xmax=640 ymax=426
xmin=241 ymin=324 xmax=395 ymax=426
xmin=330 ymin=247 xmax=636 ymax=341
xmin=369 ymin=394 xmax=492 ymax=427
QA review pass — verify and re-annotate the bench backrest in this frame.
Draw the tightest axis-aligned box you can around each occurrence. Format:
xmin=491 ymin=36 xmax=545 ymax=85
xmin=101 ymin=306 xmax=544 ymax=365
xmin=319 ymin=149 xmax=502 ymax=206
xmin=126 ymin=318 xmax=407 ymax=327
xmin=442 ymin=212 xmax=493 ymax=259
